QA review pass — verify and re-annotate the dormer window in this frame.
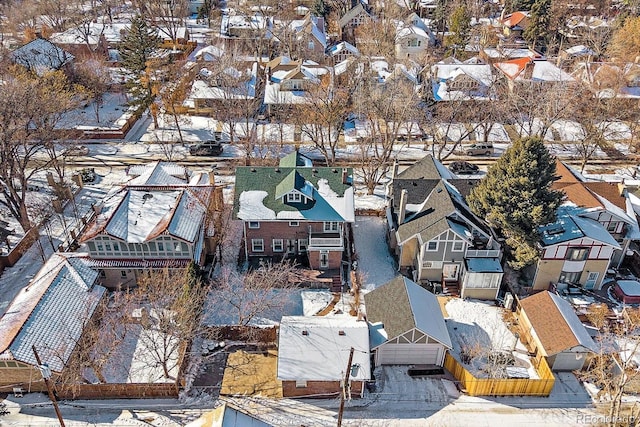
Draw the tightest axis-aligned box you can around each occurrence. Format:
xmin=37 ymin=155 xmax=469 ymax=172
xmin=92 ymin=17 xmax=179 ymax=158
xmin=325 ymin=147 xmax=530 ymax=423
xmin=287 ymin=192 xmax=302 ymax=203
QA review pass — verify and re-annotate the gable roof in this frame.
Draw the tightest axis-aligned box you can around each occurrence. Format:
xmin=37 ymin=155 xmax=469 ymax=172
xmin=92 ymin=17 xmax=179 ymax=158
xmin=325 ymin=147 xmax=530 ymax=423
xmin=277 ymin=316 xmax=371 ymax=381
xmin=338 ymin=2 xmax=372 ymax=28
xmin=396 ymin=180 xmax=489 ymax=244
xmin=190 ymin=403 xmax=271 ymax=427
xmin=11 ymin=37 xmax=74 ymax=75
xmin=494 ymin=58 xmax=574 ymax=83
xmin=502 ymin=11 xmax=529 ymax=28
xmin=519 ymin=291 xmax=598 ymax=356
xmin=233 ymin=160 xmax=354 ymax=222
xmin=0 ymin=253 xmax=105 ymax=371
xmin=365 ymin=276 xmax=452 ymax=349
xmin=390 ymin=155 xmax=454 ymax=206
xmin=279 ymin=151 xmax=313 ymax=167
xmin=539 ymin=206 xmax=621 ymax=248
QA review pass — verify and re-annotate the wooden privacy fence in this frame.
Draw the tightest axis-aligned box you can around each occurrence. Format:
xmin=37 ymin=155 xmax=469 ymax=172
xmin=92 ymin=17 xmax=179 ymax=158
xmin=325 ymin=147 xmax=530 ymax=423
xmin=56 ymin=382 xmax=180 ymax=400
xmin=444 ymin=353 xmax=555 ymax=397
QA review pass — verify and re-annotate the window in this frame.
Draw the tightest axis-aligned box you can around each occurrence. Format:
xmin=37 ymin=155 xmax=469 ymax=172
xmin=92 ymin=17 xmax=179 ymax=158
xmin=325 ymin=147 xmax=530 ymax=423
xmin=287 ymin=192 xmax=302 ymax=202
xmin=298 ymin=239 xmax=308 ymax=252
xmin=452 ymin=241 xmax=464 ymax=252
xmin=158 ymin=242 xmax=164 ymax=251
xmin=295 ymin=380 xmax=307 ymax=388
xmin=120 ymin=271 xmax=127 ymax=278
xmin=426 ymin=241 xmax=438 ymax=251
xmin=559 ymin=271 xmax=582 ymax=284
xmin=105 ymin=243 xmax=112 ymax=252
xmin=248 ymin=221 xmax=260 ymax=229
xmin=289 ymin=221 xmax=299 ymax=227
xmin=607 ymin=222 xmax=617 ymax=232
xmin=566 ymin=247 xmax=589 ymax=261
xmin=273 ymin=239 xmax=284 ymax=252
xmin=320 ymin=251 xmax=329 ymax=268
xmin=324 ymin=221 xmax=340 ymax=232
xmin=87 ymin=242 xmax=96 ymax=252
xmin=113 ymin=243 xmax=120 ymax=251
xmin=407 ymin=38 xmax=421 ymax=47
xmin=252 ymin=239 xmax=264 ymax=252
xmin=99 ymin=270 xmax=106 ymax=278
xmin=308 ymin=41 xmax=315 ymax=50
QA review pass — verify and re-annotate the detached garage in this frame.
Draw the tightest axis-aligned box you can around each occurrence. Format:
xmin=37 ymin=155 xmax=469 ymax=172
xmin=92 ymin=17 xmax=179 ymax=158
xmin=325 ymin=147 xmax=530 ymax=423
xmin=365 ymin=276 xmax=452 ymax=366
xmin=518 ymin=291 xmax=598 ymax=371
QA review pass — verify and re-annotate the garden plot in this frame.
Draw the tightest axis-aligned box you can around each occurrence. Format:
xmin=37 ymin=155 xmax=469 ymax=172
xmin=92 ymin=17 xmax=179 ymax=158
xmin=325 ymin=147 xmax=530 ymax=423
xmin=445 ymin=298 xmax=538 ymax=379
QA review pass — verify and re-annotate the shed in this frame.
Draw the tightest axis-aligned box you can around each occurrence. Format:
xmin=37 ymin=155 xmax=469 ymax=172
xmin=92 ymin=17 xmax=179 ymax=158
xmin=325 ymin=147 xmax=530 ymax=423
xmin=518 ymin=291 xmax=598 ymax=371
xmin=365 ymin=276 xmax=452 ymax=366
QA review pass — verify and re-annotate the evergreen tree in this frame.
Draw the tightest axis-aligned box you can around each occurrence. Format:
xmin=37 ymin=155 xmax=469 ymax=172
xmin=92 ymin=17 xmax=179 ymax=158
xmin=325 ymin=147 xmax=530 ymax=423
xmin=466 ymin=137 xmax=564 ymax=269
xmin=522 ymin=0 xmax=551 ymax=51
xmin=119 ymin=15 xmax=161 ymax=109
xmin=446 ymin=4 xmax=471 ymax=56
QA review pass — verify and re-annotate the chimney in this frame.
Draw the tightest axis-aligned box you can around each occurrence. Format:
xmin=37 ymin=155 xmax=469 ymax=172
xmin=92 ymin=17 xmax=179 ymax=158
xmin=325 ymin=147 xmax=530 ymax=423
xmin=398 ymin=189 xmax=408 ymax=224
xmin=208 ymin=170 xmax=216 ymax=185
xmin=523 ymin=60 xmax=535 ymax=80
xmin=342 ymin=168 xmax=348 ymax=184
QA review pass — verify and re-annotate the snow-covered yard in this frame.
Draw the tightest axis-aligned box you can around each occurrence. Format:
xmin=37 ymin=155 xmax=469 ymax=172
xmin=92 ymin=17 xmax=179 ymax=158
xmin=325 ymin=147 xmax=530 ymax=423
xmin=353 ymin=216 xmax=397 ymax=290
xmin=445 ymin=298 xmax=538 ymax=379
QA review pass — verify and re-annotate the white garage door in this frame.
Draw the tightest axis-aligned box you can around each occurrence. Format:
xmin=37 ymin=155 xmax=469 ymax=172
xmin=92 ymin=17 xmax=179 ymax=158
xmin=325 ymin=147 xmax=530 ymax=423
xmin=376 ymin=344 xmax=443 ymax=366
xmin=552 ymin=352 xmax=585 ymax=371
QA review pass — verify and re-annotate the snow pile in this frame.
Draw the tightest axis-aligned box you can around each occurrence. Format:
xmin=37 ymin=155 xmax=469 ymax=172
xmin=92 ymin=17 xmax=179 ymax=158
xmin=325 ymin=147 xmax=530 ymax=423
xmin=445 ymin=298 xmax=537 ymax=379
xmin=237 ymin=191 xmax=276 ymax=220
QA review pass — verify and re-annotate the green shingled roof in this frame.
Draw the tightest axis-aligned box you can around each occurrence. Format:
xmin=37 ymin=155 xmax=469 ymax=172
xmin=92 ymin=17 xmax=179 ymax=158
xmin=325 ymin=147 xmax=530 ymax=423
xmin=279 ymin=151 xmax=313 ymax=167
xmin=233 ymin=165 xmax=353 ymax=219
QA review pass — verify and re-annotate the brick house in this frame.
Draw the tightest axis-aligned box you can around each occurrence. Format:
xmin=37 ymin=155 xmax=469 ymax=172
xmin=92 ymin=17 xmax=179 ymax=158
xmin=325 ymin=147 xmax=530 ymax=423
xmin=233 ymin=151 xmax=354 ymax=272
xmin=78 ymin=162 xmax=218 ymax=288
xmin=277 ymin=316 xmax=370 ymax=398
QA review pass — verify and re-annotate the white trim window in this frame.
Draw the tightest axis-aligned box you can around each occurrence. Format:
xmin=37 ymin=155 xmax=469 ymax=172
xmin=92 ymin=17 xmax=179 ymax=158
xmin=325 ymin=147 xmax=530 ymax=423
xmin=287 ymin=192 xmax=302 ymax=203
xmin=298 ymin=239 xmax=308 ymax=252
xmin=323 ymin=221 xmax=340 ymax=232
xmin=248 ymin=221 xmax=260 ymax=229
xmin=426 ymin=241 xmax=438 ymax=251
xmin=289 ymin=221 xmax=299 ymax=227
xmin=251 ymin=239 xmax=264 ymax=252
xmin=273 ymin=239 xmax=284 ymax=252
xmin=452 ymin=241 xmax=464 ymax=252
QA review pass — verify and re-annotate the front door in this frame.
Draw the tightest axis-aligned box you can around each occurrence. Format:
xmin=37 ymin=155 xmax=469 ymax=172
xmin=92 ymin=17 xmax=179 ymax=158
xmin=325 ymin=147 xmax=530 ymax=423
xmin=442 ymin=263 xmax=459 ymax=282
xmin=585 ymin=272 xmax=599 ymax=290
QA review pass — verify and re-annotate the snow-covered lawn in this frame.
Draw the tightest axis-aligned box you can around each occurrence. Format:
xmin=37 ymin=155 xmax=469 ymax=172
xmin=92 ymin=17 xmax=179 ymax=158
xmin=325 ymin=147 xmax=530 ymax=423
xmin=552 ymin=120 xmax=586 ymax=142
xmin=515 ymin=119 xmax=555 ymax=141
xmin=58 ymin=92 xmax=132 ymax=129
xmin=445 ymin=298 xmax=538 ymax=379
xmin=437 ymin=123 xmax=471 ymax=142
xmin=473 ymin=123 xmax=511 ymax=142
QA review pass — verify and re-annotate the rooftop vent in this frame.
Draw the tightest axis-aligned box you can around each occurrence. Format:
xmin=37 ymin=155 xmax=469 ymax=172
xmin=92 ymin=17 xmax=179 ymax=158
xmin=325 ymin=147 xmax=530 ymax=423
xmin=545 ymin=225 xmax=565 ymax=236
xmin=338 ymin=330 xmax=345 ymax=336
xmin=302 ymin=330 xmax=309 ymax=336
xmin=251 ymin=168 xmax=256 ymax=172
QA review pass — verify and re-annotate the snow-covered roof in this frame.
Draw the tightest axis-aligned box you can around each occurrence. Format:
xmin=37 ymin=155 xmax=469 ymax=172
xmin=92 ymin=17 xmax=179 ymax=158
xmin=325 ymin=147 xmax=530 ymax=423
xmin=539 ymin=207 xmax=620 ymax=248
xmin=328 ymin=41 xmax=359 ymax=57
xmin=82 ymin=162 xmax=211 ymax=244
xmin=195 ymin=45 xmax=224 ymax=61
xmin=234 ymin=154 xmax=354 ymax=223
xmin=0 ymin=253 xmax=105 ymax=372
xmin=277 ymin=316 xmax=371 ymax=381
xmin=494 ymin=58 xmax=574 ymax=83
xmin=188 ymin=63 xmax=257 ymax=101
xmin=127 ymin=162 xmax=187 ymax=180
xmin=11 ymin=38 xmax=75 ymax=75
xmin=431 ymin=63 xmax=494 ymax=101
xmin=616 ymin=280 xmax=640 ymax=297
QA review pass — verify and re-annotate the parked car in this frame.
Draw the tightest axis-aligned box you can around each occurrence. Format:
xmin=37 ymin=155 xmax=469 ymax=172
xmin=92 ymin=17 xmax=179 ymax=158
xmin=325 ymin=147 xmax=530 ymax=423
xmin=63 ymin=145 xmax=89 ymax=157
xmin=189 ymin=141 xmax=223 ymax=156
xmin=210 ymin=131 xmax=232 ymax=143
xmin=465 ymin=143 xmax=494 ymax=156
xmin=449 ymin=161 xmax=479 ymax=174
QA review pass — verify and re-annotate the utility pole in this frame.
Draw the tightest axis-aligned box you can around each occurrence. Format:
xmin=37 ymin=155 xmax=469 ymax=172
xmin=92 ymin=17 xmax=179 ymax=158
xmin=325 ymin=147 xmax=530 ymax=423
xmin=337 ymin=346 xmax=355 ymax=427
xmin=32 ymin=345 xmax=66 ymax=427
